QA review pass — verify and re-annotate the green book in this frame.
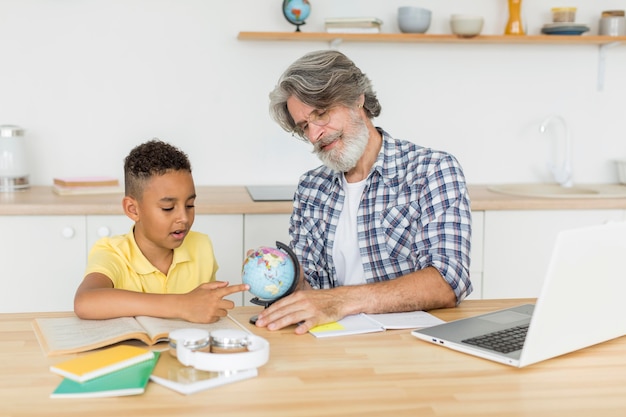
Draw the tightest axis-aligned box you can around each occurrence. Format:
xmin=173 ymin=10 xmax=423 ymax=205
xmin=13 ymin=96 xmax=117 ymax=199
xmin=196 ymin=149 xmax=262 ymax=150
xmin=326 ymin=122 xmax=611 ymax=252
xmin=50 ymin=351 xmax=160 ymax=398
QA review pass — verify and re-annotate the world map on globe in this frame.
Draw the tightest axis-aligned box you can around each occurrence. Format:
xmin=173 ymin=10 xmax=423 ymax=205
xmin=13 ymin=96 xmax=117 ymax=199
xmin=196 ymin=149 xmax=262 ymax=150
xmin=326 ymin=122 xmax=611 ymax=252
xmin=282 ymin=0 xmax=311 ymax=25
xmin=242 ymin=246 xmax=297 ymax=301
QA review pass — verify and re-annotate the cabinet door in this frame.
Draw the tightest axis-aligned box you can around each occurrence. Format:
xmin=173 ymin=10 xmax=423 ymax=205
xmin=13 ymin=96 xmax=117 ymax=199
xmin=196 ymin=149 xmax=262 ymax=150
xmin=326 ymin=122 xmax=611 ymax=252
xmin=483 ymin=210 xmax=625 ymax=299
xmin=466 ymin=211 xmax=484 ymax=300
xmin=193 ymin=215 xmax=244 ymax=306
xmin=0 ymin=215 xmax=86 ymax=313
xmin=86 ymin=215 xmax=133 ymax=251
xmin=243 ymin=214 xmax=291 ymax=305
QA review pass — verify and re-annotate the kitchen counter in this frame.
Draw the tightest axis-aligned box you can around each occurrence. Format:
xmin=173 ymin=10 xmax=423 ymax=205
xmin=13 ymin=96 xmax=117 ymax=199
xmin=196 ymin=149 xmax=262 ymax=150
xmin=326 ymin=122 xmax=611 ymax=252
xmin=2 ymin=185 xmax=626 ymax=216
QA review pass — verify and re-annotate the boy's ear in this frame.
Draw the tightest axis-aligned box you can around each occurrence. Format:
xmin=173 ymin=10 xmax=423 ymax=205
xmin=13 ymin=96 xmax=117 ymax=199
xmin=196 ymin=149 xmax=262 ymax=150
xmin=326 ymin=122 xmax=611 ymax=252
xmin=123 ymin=196 xmax=140 ymax=222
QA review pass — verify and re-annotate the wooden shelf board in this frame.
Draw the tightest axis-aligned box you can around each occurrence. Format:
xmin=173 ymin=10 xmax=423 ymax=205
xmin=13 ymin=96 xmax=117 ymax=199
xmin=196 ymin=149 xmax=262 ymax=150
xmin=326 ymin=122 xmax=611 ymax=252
xmin=238 ymin=31 xmax=626 ymax=45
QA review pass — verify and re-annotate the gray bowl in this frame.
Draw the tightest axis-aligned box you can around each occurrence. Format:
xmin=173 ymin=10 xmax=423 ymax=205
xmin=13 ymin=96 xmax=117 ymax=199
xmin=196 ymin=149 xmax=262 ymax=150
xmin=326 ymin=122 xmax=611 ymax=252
xmin=397 ymin=7 xmax=432 ymax=33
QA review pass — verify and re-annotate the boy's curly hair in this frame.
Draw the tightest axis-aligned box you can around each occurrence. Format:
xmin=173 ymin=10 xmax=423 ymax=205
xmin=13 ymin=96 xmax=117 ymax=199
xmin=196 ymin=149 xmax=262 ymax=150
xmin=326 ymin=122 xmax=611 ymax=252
xmin=124 ymin=139 xmax=191 ymax=199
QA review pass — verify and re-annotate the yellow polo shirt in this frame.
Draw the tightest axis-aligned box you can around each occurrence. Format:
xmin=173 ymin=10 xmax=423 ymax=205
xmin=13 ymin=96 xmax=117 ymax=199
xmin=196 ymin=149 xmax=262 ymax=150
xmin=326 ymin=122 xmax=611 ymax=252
xmin=84 ymin=229 xmax=218 ymax=293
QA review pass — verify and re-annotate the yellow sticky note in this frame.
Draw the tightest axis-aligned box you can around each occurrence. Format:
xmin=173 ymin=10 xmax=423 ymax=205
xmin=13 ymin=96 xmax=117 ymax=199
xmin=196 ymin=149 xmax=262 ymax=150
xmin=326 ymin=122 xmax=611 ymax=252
xmin=310 ymin=322 xmax=345 ymax=333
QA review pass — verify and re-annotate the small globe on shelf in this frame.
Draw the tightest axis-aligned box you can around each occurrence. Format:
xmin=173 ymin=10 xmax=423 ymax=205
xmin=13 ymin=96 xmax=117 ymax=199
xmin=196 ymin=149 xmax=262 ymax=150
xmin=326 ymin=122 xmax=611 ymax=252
xmin=282 ymin=0 xmax=311 ymax=32
xmin=242 ymin=241 xmax=300 ymax=324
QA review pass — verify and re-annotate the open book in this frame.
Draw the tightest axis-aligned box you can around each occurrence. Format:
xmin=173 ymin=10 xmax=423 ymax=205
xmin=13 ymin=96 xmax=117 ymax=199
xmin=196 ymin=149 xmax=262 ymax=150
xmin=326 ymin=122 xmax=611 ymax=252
xmin=309 ymin=311 xmax=445 ymax=338
xmin=33 ymin=315 xmax=247 ymax=356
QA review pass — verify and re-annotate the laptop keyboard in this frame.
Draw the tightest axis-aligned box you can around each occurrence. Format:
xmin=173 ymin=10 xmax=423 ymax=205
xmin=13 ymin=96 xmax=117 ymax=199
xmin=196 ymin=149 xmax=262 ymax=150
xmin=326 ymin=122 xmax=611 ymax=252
xmin=462 ymin=324 xmax=529 ymax=354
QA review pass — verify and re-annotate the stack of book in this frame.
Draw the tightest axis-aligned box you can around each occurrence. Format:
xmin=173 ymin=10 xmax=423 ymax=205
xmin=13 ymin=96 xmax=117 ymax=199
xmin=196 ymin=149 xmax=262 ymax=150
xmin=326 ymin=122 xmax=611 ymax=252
xmin=35 ymin=314 xmax=258 ymax=396
xmin=324 ymin=17 xmax=383 ymax=33
xmin=52 ymin=176 xmax=122 ymax=196
xmin=49 ymin=345 xmax=159 ymax=398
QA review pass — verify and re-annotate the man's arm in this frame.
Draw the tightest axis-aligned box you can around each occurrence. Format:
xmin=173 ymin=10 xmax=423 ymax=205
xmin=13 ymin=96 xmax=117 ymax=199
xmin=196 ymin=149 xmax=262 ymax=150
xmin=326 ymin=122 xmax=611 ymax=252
xmin=255 ymin=266 xmax=455 ymax=334
xmin=74 ymin=273 xmax=248 ymax=323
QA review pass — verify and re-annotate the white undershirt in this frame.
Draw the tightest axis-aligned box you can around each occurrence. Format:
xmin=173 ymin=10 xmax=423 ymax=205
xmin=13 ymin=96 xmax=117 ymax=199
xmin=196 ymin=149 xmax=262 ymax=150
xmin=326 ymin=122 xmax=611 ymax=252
xmin=333 ymin=175 xmax=367 ymax=286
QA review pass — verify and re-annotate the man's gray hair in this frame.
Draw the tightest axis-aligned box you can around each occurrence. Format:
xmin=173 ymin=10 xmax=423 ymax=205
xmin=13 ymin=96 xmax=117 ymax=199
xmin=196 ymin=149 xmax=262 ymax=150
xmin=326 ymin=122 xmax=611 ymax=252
xmin=269 ymin=50 xmax=381 ymax=133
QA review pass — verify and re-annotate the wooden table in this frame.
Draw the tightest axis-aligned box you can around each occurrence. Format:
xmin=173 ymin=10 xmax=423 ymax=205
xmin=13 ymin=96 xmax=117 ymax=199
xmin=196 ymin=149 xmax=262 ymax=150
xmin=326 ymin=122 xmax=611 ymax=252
xmin=2 ymin=299 xmax=625 ymax=417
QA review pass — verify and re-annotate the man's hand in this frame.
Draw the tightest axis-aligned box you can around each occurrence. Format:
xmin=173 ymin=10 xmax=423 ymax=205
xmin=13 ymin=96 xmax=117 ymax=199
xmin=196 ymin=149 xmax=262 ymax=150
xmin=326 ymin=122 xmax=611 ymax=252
xmin=254 ymin=288 xmax=347 ymax=334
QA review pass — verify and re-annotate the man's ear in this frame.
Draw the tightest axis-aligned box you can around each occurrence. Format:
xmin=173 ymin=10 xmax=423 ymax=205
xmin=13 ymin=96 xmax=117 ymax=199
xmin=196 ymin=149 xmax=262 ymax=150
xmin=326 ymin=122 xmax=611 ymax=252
xmin=123 ymin=196 xmax=140 ymax=222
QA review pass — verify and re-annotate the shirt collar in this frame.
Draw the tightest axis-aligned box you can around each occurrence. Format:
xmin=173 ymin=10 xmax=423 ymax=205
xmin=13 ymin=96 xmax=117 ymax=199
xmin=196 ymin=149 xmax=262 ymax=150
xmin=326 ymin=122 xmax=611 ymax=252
xmin=127 ymin=228 xmax=192 ymax=275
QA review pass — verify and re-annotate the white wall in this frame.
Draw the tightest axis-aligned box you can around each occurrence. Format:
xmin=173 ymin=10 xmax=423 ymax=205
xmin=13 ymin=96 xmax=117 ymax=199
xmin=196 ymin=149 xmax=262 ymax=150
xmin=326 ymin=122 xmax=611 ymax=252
xmin=1 ymin=0 xmax=625 ymax=187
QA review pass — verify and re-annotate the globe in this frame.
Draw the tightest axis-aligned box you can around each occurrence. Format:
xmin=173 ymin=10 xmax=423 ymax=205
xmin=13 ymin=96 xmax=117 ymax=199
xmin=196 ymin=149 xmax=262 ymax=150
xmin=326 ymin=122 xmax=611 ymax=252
xmin=242 ymin=242 xmax=299 ymax=305
xmin=282 ymin=0 xmax=311 ymax=32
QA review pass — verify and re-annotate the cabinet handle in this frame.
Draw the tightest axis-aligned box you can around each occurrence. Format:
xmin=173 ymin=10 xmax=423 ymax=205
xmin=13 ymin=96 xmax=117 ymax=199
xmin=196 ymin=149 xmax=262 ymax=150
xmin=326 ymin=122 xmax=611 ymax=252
xmin=97 ymin=226 xmax=111 ymax=237
xmin=61 ymin=227 xmax=75 ymax=239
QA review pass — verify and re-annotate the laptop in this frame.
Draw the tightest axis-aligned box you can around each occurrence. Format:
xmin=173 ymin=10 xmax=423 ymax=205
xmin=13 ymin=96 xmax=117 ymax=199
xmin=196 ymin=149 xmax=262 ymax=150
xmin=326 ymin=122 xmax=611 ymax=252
xmin=412 ymin=221 xmax=626 ymax=367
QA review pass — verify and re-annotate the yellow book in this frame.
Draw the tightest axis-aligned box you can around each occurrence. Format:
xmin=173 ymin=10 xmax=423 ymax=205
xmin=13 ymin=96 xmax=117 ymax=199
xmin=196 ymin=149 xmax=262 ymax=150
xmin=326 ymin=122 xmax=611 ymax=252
xmin=50 ymin=345 xmax=154 ymax=383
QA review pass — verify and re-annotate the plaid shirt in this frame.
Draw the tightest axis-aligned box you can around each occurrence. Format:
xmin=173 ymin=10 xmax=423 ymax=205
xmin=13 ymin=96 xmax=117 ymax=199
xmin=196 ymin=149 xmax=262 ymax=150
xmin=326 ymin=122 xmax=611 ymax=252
xmin=289 ymin=129 xmax=473 ymax=303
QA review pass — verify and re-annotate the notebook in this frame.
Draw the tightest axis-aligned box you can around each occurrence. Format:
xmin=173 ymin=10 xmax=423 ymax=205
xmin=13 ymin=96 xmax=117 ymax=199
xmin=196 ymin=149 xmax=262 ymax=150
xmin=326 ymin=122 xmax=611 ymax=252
xmin=412 ymin=221 xmax=626 ymax=367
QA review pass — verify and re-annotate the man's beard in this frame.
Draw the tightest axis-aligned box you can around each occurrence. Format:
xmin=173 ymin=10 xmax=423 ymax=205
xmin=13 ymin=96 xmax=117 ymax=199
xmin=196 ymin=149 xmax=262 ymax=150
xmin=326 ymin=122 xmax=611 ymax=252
xmin=312 ymin=111 xmax=369 ymax=173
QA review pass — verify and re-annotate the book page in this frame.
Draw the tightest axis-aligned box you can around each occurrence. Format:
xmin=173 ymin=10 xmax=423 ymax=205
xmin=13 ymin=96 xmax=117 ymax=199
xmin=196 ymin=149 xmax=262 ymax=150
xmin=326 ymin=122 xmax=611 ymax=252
xmin=366 ymin=311 xmax=446 ymax=330
xmin=309 ymin=313 xmax=385 ymax=338
xmin=135 ymin=314 xmax=250 ymax=343
xmin=33 ymin=316 xmax=149 ymax=356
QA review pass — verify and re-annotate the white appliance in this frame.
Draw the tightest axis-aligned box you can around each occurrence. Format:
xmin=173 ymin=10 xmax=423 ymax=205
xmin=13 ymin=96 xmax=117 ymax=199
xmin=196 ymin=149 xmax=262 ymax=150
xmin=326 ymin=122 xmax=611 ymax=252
xmin=0 ymin=125 xmax=30 ymax=191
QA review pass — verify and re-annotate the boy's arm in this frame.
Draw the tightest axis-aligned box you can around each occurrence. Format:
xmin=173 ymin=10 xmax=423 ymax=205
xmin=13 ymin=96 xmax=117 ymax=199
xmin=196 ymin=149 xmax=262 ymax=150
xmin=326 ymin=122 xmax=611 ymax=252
xmin=74 ymin=273 xmax=248 ymax=323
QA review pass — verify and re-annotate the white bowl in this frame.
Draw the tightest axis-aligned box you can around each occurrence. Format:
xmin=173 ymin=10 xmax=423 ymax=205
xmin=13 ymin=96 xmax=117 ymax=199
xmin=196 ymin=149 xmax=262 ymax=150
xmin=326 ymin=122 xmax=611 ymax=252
xmin=398 ymin=7 xmax=432 ymax=33
xmin=450 ymin=14 xmax=484 ymax=37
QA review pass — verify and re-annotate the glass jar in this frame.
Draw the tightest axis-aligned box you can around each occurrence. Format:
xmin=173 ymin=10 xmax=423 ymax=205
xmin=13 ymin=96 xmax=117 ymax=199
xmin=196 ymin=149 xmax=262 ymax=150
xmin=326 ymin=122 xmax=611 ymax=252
xmin=168 ymin=328 xmax=210 ymax=357
xmin=0 ymin=125 xmax=30 ymax=192
xmin=599 ymin=10 xmax=626 ymax=36
xmin=209 ymin=329 xmax=250 ymax=354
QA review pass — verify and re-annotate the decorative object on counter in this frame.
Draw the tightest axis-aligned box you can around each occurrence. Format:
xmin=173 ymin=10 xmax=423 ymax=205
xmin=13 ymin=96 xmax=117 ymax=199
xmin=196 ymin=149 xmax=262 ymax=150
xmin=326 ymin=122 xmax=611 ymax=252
xmin=0 ymin=124 xmax=29 ymax=192
xmin=397 ymin=6 xmax=432 ymax=34
xmin=540 ymin=115 xmax=573 ymax=188
xmin=615 ymin=160 xmax=626 ymax=185
xmin=505 ymin=0 xmax=524 ymax=35
xmin=242 ymin=241 xmax=299 ymax=324
xmin=324 ymin=17 xmax=382 ymax=34
xmin=450 ymin=14 xmax=484 ymax=38
xmin=282 ymin=0 xmax=311 ymax=32
xmin=541 ymin=23 xmax=589 ymax=36
xmin=599 ymin=10 xmax=626 ymax=36
xmin=551 ymin=7 xmax=576 ymax=23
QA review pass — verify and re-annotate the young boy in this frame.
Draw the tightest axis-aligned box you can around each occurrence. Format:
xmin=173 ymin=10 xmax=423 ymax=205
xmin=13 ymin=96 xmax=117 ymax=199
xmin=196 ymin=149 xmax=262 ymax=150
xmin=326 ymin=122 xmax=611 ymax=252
xmin=74 ymin=139 xmax=248 ymax=323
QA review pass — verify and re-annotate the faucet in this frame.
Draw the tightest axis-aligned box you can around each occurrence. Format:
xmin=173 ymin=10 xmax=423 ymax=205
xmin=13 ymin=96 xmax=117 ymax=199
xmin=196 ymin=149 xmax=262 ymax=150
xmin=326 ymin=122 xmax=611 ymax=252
xmin=540 ymin=115 xmax=573 ymax=188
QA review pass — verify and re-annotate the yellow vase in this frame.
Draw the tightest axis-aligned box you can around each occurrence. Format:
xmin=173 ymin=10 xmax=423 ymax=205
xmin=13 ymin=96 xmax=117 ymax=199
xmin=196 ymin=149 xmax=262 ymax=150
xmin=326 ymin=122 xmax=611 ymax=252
xmin=505 ymin=0 xmax=525 ymax=35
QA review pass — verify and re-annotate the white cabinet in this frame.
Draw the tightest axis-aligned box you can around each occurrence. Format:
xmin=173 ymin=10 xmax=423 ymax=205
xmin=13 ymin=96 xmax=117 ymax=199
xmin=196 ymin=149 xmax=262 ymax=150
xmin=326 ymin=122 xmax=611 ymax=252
xmin=0 ymin=215 xmax=86 ymax=312
xmin=482 ymin=210 xmax=625 ymax=299
xmin=467 ymin=211 xmax=484 ymax=300
xmin=86 ymin=215 xmax=133 ymax=251
xmin=193 ymin=215 xmax=244 ymax=306
xmin=4 ymin=208 xmax=622 ymax=312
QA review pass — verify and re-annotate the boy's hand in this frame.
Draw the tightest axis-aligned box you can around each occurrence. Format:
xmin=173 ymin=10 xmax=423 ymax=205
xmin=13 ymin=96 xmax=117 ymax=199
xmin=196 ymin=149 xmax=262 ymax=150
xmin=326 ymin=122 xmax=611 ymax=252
xmin=181 ymin=281 xmax=249 ymax=323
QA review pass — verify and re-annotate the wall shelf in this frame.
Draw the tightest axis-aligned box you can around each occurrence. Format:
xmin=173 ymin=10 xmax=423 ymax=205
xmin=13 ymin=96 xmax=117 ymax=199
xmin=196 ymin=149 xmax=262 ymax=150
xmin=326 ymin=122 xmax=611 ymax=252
xmin=238 ymin=31 xmax=626 ymax=46
xmin=238 ymin=31 xmax=625 ymax=91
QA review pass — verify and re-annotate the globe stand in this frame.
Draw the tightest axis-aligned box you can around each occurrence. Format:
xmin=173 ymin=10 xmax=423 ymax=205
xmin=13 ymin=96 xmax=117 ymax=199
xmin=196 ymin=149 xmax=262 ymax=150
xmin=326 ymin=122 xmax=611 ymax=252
xmin=248 ymin=241 xmax=300 ymax=325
